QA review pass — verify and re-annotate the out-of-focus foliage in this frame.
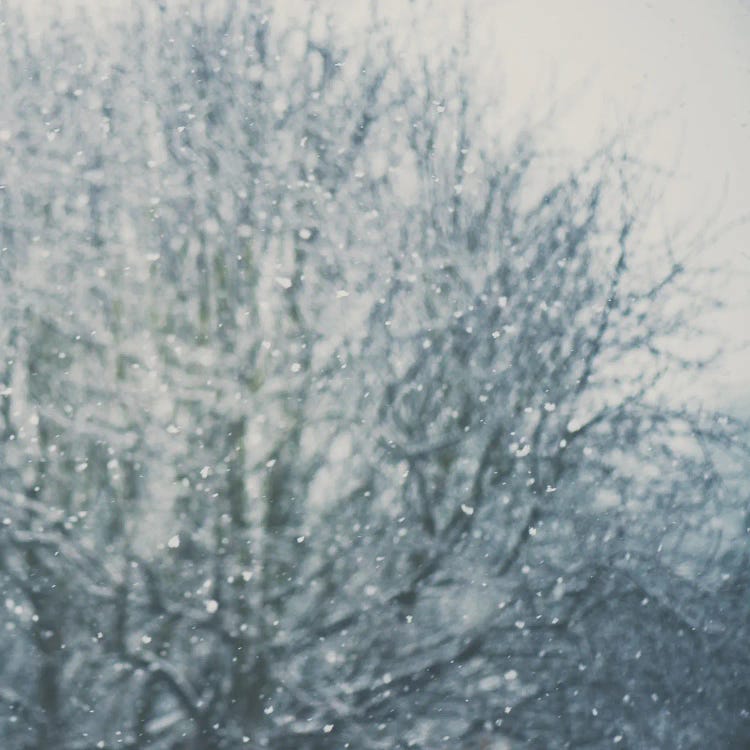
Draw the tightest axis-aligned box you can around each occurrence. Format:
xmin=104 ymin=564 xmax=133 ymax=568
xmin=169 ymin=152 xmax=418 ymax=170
xmin=0 ymin=2 xmax=748 ymax=749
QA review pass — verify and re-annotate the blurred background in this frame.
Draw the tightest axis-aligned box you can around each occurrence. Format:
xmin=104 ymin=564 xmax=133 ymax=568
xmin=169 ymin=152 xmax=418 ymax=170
xmin=1 ymin=1 xmax=749 ymax=749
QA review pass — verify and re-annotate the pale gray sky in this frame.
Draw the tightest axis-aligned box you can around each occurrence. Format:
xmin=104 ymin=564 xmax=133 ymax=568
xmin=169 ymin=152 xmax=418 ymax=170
xmin=22 ymin=0 xmax=750 ymax=408
xmin=324 ymin=0 xmax=750 ymax=407
xmin=469 ymin=0 xmax=750 ymax=409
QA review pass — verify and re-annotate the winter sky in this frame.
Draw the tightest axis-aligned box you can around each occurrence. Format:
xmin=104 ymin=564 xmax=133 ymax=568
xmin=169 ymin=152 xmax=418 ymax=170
xmin=21 ymin=0 xmax=750 ymax=409
xmin=471 ymin=0 xmax=750 ymax=409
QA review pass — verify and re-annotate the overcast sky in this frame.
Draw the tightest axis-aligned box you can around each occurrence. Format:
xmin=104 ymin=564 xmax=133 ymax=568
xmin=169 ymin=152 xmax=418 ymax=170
xmin=283 ymin=0 xmax=750 ymax=408
xmin=22 ymin=0 xmax=750 ymax=409
xmin=469 ymin=0 xmax=750 ymax=408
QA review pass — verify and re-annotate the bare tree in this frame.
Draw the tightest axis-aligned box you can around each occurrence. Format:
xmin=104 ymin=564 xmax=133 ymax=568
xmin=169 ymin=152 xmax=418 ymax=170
xmin=0 ymin=2 xmax=747 ymax=749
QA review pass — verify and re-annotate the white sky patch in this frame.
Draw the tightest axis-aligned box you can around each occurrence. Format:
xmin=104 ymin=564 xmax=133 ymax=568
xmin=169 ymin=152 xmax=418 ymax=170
xmin=15 ymin=0 xmax=750 ymax=409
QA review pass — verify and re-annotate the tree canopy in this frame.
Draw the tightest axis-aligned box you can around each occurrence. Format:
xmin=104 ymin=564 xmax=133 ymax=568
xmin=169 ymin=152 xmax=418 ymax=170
xmin=0 ymin=3 xmax=748 ymax=749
